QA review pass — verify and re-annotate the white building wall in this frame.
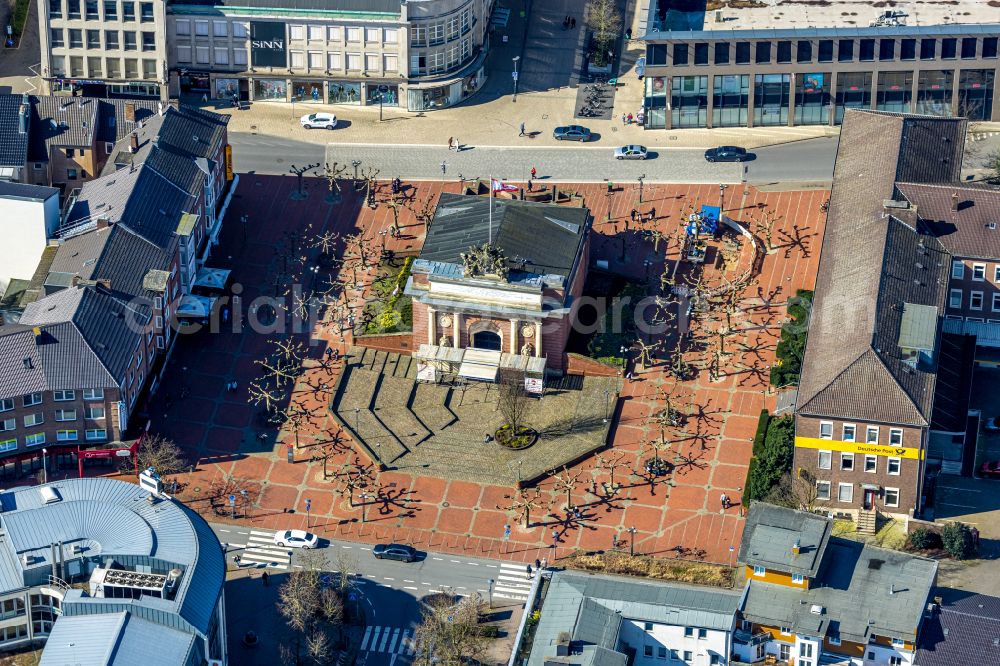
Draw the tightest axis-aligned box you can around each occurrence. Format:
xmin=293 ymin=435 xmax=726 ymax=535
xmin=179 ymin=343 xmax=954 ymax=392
xmin=618 ymin=618 xmax=730 ymax=666
xmin=864 ymin=643 xmax=913 ymax=666
xmin=0 ymin=195 xmax=58 ymax=294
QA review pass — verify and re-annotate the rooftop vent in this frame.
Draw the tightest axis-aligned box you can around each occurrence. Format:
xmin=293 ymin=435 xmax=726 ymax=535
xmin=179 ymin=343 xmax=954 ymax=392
xmin=22 ymin=358 xmax=33 ymax=370
xmin=952 ymin=192 xmax=959 ymax=211
xmin=810 ymin=605 xmax=824 ymax=615
xmin=39 ymin=486 xmax=61 ymax=504
xmin=792 ymin=539 xmax=801 ymax=555
xmin=988 ymin=222 xmax=997 ymax=230
xmin=868 ymin=558 xmax=884 ymax=570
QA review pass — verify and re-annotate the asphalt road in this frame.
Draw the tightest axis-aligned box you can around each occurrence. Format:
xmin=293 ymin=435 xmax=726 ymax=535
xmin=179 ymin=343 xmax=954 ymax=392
xmin=210 ymin=522 xmax=534 ymax=666
xmin=228 ymin=133 xmax=840 ymax=185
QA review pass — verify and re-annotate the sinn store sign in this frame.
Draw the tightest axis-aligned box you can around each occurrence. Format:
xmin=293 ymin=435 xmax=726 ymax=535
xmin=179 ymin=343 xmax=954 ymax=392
xmin=250 ymin=22 xmax=287 ymax=68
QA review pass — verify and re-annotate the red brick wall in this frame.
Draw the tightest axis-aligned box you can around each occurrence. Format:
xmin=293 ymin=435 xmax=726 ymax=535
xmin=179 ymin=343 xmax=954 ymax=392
xmin=565 ymin=353 xmax=622 ymax=377
xmin=412 ymin=300 xmax=429 ymax=346
xmin=354 ymin=332 xmax=414 ymax=355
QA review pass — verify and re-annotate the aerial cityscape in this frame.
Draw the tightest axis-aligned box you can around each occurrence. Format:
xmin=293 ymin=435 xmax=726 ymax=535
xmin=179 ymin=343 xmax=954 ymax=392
xmin=0 ymin=0 xmax=998 ymax=663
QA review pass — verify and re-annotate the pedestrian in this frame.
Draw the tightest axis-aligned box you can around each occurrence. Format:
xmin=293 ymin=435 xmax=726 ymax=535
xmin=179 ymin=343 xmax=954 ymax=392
xmin=571 ymin=17 xmax=576 ymax=28
xmin=262 ymin=571 xmax=270 ymax=586
xmin=720 ymin=493 xmax=728 ymax=510
xmin=574 ymin=507 xmax=582 ymax=520
xmin=607 ymin=180 xmax=614 ymax=194
xmin=535 ymin=558 xmax=541 ymax=570
xmin=541 ymin=557 xmax=547 ymax=568
xmin=528 ymin=178 xmax=533 ymax=192
xmin=530 ymin=167 xmax=537 ymax=179
xmin=631 ymin=208 xmax=638 ymax=222
xmin=621 ymin=113 xmax=627 ymax=125
xmin=649 ymin=207 xmax=656 ymax=221
xmin=625 ymin=371 xmax=632 ymax=380
xmin=519 ymin=121 xmax=526 ymax=136
xmin=448 ymin=137 xmax=454 ymax=150
xmin=440 ymin=160 xmax=447 ymax=175
xmin=201 ymin=92 xmax=208 ymax=103
xmin=234 ymin=554 xmax=241 ymax=567
xmin=526 ymin=564 xmax=533 ymax=578
xmin=628 ymin=112 xmax=634 ymax=124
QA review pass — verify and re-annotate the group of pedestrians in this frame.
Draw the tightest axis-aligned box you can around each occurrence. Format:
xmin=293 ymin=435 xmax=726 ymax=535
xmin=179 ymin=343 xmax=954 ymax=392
xmin=526 ymin=557 xmax=548 ymax=579
xmin=562 ymin=15 xmax=576 ymax=29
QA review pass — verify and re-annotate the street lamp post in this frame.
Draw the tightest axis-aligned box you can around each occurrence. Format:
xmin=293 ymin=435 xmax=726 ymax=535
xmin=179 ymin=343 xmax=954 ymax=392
xmin=627 ymin=526 xmax=637 ymax=556
xmin=42 ymin=448 xmax=48 ymax=484
xmin=512 ymin=56 xmax=521 ymax=102
xmin=360 ymin=493 xmax=370 ymax=523
xmin=638 ymin=174 xmax=646 ymax=203
xmin=352 ymin=160 xmax=361 ymax=180
xmin=603 ymin=390 xmax=611 ymax=423
xmin=488 ymin=578 xmax=494 ymax=608
xmin=719 ymin=183 xmax=727 ymax=214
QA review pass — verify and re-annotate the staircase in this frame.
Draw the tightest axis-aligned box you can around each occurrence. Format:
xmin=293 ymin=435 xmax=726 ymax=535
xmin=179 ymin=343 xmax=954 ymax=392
xmin=857 ymin=509 xmax=877 ymax=535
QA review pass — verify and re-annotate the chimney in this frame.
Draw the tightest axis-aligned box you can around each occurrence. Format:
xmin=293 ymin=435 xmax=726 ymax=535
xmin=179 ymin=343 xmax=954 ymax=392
xmin=71 ymin=275 xmax=81 ymax=287
xmin=792 ymin=539 xmax=801 ymax=555
xmin=158 ymin=101 xmax=165 ymax=116
xmin=17 ymin=103 xmax=28 ymax=135
xmin=952 ymin=192 xmax=959 ymax=211
xmin=97 ymin=278 xmax=112 ymax=291
xmin=96 ymin=214 xmax=110 ymax=229
xmin=125 ymin=102 xmax=136 ymax=123
xmin=129 ymin=132 xmax=139 ymax=153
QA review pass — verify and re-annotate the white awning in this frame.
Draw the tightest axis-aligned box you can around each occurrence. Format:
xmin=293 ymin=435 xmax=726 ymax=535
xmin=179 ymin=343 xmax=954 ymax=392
xmin=176 ymin=294 xmax=217 ymax=318
xmin=193 ymin=267 xmax=231 ymax=291
xmin=458 ymin=349 xmax=501 ymax=382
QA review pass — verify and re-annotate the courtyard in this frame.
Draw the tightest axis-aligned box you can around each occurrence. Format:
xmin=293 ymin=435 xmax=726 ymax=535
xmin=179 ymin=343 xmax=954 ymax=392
xmin=152 ymin=174 xmax=827 ymax=565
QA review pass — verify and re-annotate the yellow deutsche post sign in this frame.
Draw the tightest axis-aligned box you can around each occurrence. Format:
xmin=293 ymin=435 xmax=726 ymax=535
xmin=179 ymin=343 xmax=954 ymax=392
xmin=795 ymin=437 xmax=923 ymax=460
xmin=224 ymin=144 xmax=234 ymax=181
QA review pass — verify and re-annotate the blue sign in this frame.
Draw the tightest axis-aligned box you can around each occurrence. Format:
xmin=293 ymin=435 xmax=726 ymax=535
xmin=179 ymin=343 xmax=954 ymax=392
xmin=348 ymin=592 xmax=357 ymax=602
xmin=228 ymin=494 xmax=236 ymax=506
xmin=305 ymin=499 xmax=312 ymax=511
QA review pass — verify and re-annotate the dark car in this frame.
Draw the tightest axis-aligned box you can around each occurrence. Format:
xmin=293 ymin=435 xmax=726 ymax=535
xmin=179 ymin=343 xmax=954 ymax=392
xmin=704 ymin=146 xmax=749 ymax=162
xmin=373 ymin=543 xmax=417 ymax=562
xmin=981 ymin=461 xmax=1000 ymax=478
xmin=984 ymin=417 xmax=1000 ymax=431
xmin=553 ymin=125 xmax=592 ymax=142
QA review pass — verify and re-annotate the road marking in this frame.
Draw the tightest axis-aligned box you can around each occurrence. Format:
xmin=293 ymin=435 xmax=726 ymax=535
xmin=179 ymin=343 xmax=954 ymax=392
xmin=450 ymin=559 xmax=461 ymax=563
xmin=387 ymin=629 xmax=401 ymax=653
xmin=432 ymin=557 xmax=443 ymax=561
xmin=403 ymin=580 xmax=415 ymax=583
xmin=404 ymin=586 xmax=418 ymax=590
xmin=384 ymin=577 xmax=395 ymax=581
xmin=360 ymin=547 xmax=371 ymax=551
xmin=219 ymin=529 xmax=232 ymax=533
xmin=367 ymin=574 xmax=378 ymax=578
xmin=341 ymin=545 xmax=353 ymax=549
xmin=457 ymin=586 xmax=466 ymax=589
xmin=237 ymin=529 xmax=291 ymax=570
xmin=466 ymin=562 xmax=480 ymax=566
xmin=429 ymin=589 xmax=442 ymax=593
xmin=361 ymin=626 xmax=373 ymax=651
xmin=486 ymin=564 xmax=498 ymax=568
xmin=378 ymin=627 xmax=392 ymax=652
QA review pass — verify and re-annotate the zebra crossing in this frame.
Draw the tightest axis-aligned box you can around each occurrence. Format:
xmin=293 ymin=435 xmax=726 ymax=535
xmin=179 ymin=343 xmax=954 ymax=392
xmin=361 ymin=626 xmax=416 ymax=655
xmin=493 ymin=561 xmax=534 ymax=601
xmin=236 ymin=529 xmax=291 ymax=570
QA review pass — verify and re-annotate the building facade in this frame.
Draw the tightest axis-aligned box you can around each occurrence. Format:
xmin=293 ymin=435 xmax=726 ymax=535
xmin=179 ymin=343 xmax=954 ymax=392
xmin=0 ymin=477 xmax=226 ymax=664
xmin=165 ymin=0 xmax=492 ymax=111
xmin=793 ymin=110 xmax=979 ymax=524
xmin=407 ymin=193 xmax=591 ymax=373
xmin=640 ymin=25 xmax=1000 ymax=130
xmin=735 ymin=504 xmax=937 ymax=666
xmin=37 ymin=0 xmax=169 ymax=98
xmin=0 ymin=183 xmax=60 ymax=295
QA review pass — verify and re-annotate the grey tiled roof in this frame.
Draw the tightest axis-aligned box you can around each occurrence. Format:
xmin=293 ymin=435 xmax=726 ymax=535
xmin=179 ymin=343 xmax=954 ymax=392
xmin=18 ymin=284 xmax=149 ymax=387
xmin=96 ymin=98 xmax=161 ymax=143
xmin=528 ymin=571 xmax=741 ymax=666
xmin=421 ymin=193 xmax=590 ymax=280
xmin=0 ymin=93 xmax=31 ymax=167
xmin=742 ymin=538 xmax=936 ymax=645
xmin=737 ymin=503 xmax=832 ymax=577
xmin=153 ymin=105 xmax=228 ymax=161
xmin=796 ymin=110 xmax=961 ymax=426
xmin=0 ymin=321 xmax=116 ymax=399
xmin=0 ymin=181 xmax=59 ymax=202
xmin=916 ymin=593 xmax=1000 ymax=666
xmin=31 ymin=96 xmax=99 ymax=150
xmin=899 ymin=182 xmax=1000 ymax=261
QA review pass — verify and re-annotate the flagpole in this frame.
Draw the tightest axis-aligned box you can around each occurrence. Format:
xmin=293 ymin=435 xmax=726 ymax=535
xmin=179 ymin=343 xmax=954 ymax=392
xmin=489 ymin=174 xmax=493 ymax=244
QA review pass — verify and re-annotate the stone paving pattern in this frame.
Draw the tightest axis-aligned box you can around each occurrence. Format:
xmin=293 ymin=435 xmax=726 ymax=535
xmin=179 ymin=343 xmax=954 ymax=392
xmin=332 ymin=348 xmax=618 ymax=485
xmin=150 ymin=175 xmax=827 ymax=566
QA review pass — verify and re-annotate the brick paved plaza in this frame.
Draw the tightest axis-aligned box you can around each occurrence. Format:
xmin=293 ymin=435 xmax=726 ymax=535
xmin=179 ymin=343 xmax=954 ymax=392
xmin=150 ymin=174 xmax=827 ymax=566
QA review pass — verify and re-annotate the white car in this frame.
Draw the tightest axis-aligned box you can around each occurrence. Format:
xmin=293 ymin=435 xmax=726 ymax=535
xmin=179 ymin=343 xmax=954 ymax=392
xmin=274 ymin=529 xmax=319 ymax=549
xmin=300 ymin=112 xmax=337 ymax=130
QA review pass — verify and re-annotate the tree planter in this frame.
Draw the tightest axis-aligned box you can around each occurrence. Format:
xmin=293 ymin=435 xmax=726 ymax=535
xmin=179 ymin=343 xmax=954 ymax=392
xmin=643 ymin=457 xmax=673 ymax=477
xmin=496 ymin=425 xmax=538 ymax=450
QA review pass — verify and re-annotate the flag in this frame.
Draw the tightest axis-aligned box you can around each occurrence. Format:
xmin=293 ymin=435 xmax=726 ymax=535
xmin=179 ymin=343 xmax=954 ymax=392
xmin=491 ymin=178 xmax=518 ymax=193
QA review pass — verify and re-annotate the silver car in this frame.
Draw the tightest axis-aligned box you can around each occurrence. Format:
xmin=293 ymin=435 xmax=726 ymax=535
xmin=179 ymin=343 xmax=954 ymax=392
xmin=614 ymin=145 xmax=648 ymax=160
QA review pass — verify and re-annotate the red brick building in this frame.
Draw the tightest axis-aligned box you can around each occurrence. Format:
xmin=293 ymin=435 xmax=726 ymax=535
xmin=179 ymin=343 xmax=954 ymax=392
xmin=407 ymin=193 xmax=591 ymax=374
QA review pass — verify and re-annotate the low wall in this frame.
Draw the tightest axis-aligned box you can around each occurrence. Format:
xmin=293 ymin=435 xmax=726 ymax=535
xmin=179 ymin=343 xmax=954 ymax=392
xmin=353 ymin=331 xmax=413 ymax=355
xmin=565 ymin=352 xmax=623 ymax=377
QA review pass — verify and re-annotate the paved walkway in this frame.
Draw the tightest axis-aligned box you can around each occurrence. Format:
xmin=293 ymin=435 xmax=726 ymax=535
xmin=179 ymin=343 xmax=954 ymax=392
xmin=148 ymin=175 xmax=827 ymax=567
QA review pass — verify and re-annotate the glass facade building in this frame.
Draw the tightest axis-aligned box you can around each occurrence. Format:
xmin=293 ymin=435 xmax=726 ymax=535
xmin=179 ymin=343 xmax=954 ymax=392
xmin=641 ymin=25 xmax=1000 ymax=129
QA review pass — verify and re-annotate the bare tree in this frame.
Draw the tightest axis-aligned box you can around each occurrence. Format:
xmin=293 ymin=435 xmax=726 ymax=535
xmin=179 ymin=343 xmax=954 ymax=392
xmin=497 ymin=487 xmax=547 ymax=528
xmin=586 ymin=0 xmax=621 ymax=67
xmin=764 ymin=469 xmax=820 ymax=512
xmin=497 ymin=369 xmax=530 ymax=434
xmin=334 ymin=457 xmax=377 ymax=507
xmin=595 ymin=450 xmax=630 ymax=496
xmin=414 ymin=590 xmax=489 ymax=666
xmin=551 ymin=466 xmax=584 ymax=511
xmin=134 ymin=434 xmax=186 ymax=477
xmin=277 ymin=551 xmax=344 ymax=665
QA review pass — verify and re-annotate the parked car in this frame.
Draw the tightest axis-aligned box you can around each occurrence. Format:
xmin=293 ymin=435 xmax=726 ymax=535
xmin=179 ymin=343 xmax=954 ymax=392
xmin=300 ymin=112 xmax=338 ymax=129
xmin=614 ymin=145 xmax=648 ymax=160
xmin=553 ymin=125 xmax=592 ymax=142
xmin=274 ymin=529 xmax=319 ymax=549
xmin=984 ymin=417 xmax=1000 ymax=431
xmin=704 ymin=146 xmax=749 ymax=162
xmin=373 ymin=543 xmax=418 ymax=562
xmin=980 ymin=460 xmax=1000 ymax=478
